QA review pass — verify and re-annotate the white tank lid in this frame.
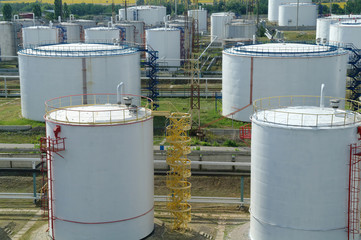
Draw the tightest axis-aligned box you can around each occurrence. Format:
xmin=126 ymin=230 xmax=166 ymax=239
xmin=224 ymin=43 xmax=347 ymax=57
xmin=146 ymin=27 xmax=180 ymax=32
xmin=45 ymin=94 xmax=152 ymax=125
xmin=254 ymin=106 xmax=361 ymax=128
xmin=47 ymin=104 xmax=151 ymax=125
xmin=281 ymin=3 xmax=316 ymax=6
xmin=18 ymin=43 xmax=137 ymax=57
xmin=87 ymin=26 xmax=119 ymax=31
xmin=252 ymin=96 xmax=361 ymax=128
xmin=24 ymin=26 xmax=53 ymax=29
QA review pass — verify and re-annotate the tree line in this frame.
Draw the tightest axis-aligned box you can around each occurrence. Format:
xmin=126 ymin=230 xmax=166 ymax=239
xmin=2 ymin=0 xmax=361 ymax=22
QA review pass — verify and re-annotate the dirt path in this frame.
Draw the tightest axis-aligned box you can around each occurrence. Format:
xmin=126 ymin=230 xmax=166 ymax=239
xmin=12 ymin=210 xmax=42 ymax=240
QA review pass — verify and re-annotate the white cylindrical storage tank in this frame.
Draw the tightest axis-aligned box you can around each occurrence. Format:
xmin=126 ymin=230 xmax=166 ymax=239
xmin=316 ymin=15 xmax=361 ymax=43
xmin=18 ymin=43 xmax=140 ymax=121
xmin=268 ymin=0 xmax=312 ymax=22
xmin=22 ymin=26 xmax=60 ymax=47
xmin=168 ymin=20 xmax=193 ymax=59
xmin=59 ymin=23 xmax=81 ymax=43
xmin=316 ymin=17 xmax=338 ymax=42
xmin=188 ymin=9 xmax=208 ymax=32
xmin=146 ymin=27 xmax=181 ymax=69
xmin=211 ymin=12 xmax=234 ymax=42
xmin=113 ymin=24 xmax=135 ymax=43
xmin=222 ymin=43 xmax=348 ymax=122
xmin=226 ymin=19 xmax=256 ymax=39
xmin=329 ymin=21 xmax=361 ymax=48
xmin=251 ymin=96 xmax=361 ymax=240
xmin=85 ymin=27 xmax=121 ymax=44
xmin=278 ymin=3 xmax=317 ymax=26
xmin=119 ymin=21 xmax=145 ymax=44
xmin=0 ymin=21 xmax=16 ymax=60
xmin=44 ymin=93 xmax=154 ymax=240
xmin=119 ymin=6 xmax=166 ymax=26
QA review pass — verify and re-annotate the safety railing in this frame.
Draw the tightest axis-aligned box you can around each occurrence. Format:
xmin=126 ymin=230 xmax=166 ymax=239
xmin=45 ymin=93 xmax=153 ymax=125
xmin=225 ymin=43 xmax=346 ymax=57
xmin=253 ymin=96 xmax=361 ymax=127
xmin=18 ymin=42 xmax=138 ymax=57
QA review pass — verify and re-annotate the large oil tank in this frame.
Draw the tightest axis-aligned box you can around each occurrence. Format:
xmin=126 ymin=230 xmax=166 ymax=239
xmin=22 ymin=26 xmax=60 ymax=48
xmin=278 ymin=3 xmax=317 ymax=26
xmin=146 ymin=27 xmax=181 ymax=69
xmin=118 ymin=21 xmax=145 ymax=44
xmin=44 ymin=93 xmax=154 ymax=240
xmin=85 ymin=27 xmax=121 ymax=43
xmin=119 ymin=5 xmax=166 ymax=26
xmin=268 ymin=0 xmax=312 ymax=22
xmin=188 ymin=9 xmax=208 ymax=32
xmin=316 ymin=15 xmax=361 ymax=42
xmin=226 ymin=19 xmax=256 ymax=39
xmin=58 ymin=22 xmax=82 ymax=43
xmin=251 ymin=95 xmax=361 ymax=240
xmin=113 ymin=23 xmax=135 ymax=43
xmin=168 ymin=19 xmax=193 ymax=59
xmin=18 ymin=43 xmax=140 ymax=121
xmin=0 ymin=21 xmax=16 ymax=60
xmin=222 ymin=43 xmax=348 ymax=122
xmin=329 ymin=21 xmax=361 ymax=48
xmin=316 ymin=17 xmax=338 ymax=42
xmin=211 ymin=12 xmax=234 ymax=42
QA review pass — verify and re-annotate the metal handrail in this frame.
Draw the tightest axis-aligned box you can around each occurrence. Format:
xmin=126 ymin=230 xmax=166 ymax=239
xmin=253 ymin=95 xmax=361 ymax=127
xmin=18 ymin=42 xmax=138 ymax=57
xmin=45 ymin=93 xmax=153 ymax=125
xmin=225 ymin=44 xmax=346 ymax=57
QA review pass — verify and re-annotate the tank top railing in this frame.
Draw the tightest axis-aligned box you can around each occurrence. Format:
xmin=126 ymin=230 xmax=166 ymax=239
xmin=18 ymin=41 xmax=138 ymax=57
xmin=253 ymin=96 xmax=361 ymax=127
xmin=225 ymin=44 xmax=343 ymax=57
xmin=45 ymin=94 xmax=153 ymax=125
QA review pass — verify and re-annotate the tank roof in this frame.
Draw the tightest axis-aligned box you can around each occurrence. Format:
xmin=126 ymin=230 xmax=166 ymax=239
xmin=146 ymin=27 xmax=180 ymax=31
xmin=18 ymin=43 xmax=138 ymax=57
xmin=339 ymin=21 xmax=361 ymax=26
xmin=281 ymin=2 xmax=316 ymax=6
xmin=224 ymin=43 xmax=347 ymax=57
xmin=128 ymin=5 xmax=166 ymax=9
xmin=45 ymin=94 xmax=152 ymax=125
xmin=24 ymin=26 xmax=53 ymax=29
xmin=253 ymin=96 xmax=361 ymax=128
xmin=0 ymin=21 xmax=13 ymax=25
xmin=86 ymin=26 xmax=119 ymax=31
xmin=211 ymin=12 xmax=234 ymax=16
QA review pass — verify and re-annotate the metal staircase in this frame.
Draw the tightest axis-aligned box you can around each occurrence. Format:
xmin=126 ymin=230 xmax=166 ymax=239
xmin=138 ymin=46 xmax=159 ymax=110
xmin=344 ymin=44 xmax=361 ymax=109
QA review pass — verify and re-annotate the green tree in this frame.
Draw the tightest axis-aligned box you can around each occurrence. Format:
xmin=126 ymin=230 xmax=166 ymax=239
xmin=32 ymin=3 xmax=42 ymax=18
xmin=2 ymin=4 xmax=12 ymax=21
xmin=54 ymin=0 xmax=63 ymax=20
xmin=63 ymin=3 xmax=70 ymax=19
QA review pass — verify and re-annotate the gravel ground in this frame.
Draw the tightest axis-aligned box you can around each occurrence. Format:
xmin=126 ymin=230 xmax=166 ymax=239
xmin=228 ymin=221 xmax=250 ymax=240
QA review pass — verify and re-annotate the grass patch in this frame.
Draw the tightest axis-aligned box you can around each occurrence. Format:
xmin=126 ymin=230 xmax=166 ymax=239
xmin=155 ymin=175 xmax=250 ymax=198
xmin=283 ymin=30 xmax=316 ymax=41
xmin=0 ymin=98 xmax=44 ymax=127
xmin=0 ymin=132 xmax=44 ymax=144
xmin=157 ymin=98 xmax=247 ymax=129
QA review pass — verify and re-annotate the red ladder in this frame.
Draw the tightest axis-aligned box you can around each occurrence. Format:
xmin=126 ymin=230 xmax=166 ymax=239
xmin=348 ymin=143 xmax=361 ymax=240
xmin=239 ymin=124 xmax=252 ymax=147
xmin=39 ymin=135 xmax=65 ymax=240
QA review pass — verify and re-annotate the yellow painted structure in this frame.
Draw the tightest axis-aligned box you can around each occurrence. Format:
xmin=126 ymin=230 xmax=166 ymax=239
xmin=166 ymin=112 xmax=192 ymax=231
